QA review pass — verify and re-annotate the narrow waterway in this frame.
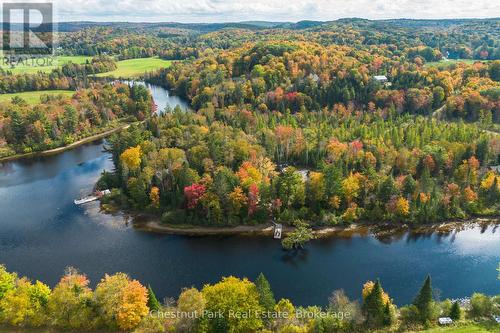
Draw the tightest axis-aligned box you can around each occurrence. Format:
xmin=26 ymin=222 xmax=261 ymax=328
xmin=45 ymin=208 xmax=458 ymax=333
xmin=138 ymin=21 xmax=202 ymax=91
xmin=0 ymin=83 xmax=499 ymax=307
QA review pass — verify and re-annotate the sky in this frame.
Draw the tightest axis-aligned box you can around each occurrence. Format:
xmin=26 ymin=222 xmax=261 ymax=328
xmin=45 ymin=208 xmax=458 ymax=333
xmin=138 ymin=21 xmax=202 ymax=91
xmin=7 ymin=0 xmax=500 ymax=23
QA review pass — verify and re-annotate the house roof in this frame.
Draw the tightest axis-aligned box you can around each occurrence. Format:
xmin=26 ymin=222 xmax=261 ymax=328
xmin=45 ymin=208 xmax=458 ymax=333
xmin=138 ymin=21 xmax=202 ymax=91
xmin=373 ymin=75 xmax=388 ymax=81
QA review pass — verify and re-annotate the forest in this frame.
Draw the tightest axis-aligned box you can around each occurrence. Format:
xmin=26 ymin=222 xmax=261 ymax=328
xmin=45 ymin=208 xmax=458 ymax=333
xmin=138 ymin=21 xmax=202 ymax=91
xmin=0 ymin=17 xmax=500 ymax=333
xmin=0 ymin=263 xmax=499 ymax=332
xmin=0 ymin=82 xmax=152 ymax=157
xmin=57 ymin=19 xmax=500 ymax=61
xmin=97 ymin=34 xmax=500 ymax=227
xmin=1 ymin=19 xmax=499 ymax=225
xmin=101 ymin=107 xmax=500 ymax=227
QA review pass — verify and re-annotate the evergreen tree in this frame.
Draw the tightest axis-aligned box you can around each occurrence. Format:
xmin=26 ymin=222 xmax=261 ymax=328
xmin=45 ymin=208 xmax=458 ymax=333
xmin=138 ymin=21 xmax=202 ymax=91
xmin=147 ymin=284 xmax=161 ymax=311
xmin=449 ymin=301 xmax=462 ymax=320
xmin=362 ymin=280 xmax=386 ymax=327
xmin=402 ymin=174 xmax=417 ymax=197
xmin=382 ymin=302 xmax=393 ymax=326
xmin=255 ymin=273 xmax=276 ymax=312
xmin=420 ymin=167 xmax=434 ymax=192
xmin=379 ymin=175 xmax=398 ymax=202
xmin=413 ymin=275 xmax=434 ymax=323
xmin=10 ymin=109 xmax=26 ymax=143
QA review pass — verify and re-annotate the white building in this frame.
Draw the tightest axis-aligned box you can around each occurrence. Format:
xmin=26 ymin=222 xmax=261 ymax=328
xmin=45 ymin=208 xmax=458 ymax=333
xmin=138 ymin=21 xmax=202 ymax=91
xmin=373 ymin=75 xmax=388 ymax=83
xmin=438 ymin=317 xmax=453 ymax=325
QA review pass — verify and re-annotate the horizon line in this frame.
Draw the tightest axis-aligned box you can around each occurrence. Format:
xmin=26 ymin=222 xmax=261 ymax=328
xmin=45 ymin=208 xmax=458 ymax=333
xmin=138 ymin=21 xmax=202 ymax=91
xmin=46 ymin=16 xmax=500 ymax=25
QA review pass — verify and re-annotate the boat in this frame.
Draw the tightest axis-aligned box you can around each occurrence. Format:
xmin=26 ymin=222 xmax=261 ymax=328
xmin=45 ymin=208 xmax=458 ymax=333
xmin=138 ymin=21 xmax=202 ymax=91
xmin=74 ymin=189 xmax=111 ymax=205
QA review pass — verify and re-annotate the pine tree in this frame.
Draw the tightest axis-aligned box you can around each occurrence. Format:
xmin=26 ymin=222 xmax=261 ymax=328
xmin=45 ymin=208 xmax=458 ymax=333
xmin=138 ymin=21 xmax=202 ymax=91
xmin=402 ymin=174 xmax=417 ymax=197
xmin=255 ymin=273 xmax=276 ymax=312
xmin=379 ymin=175 xmax=398 ymax=202
xmin=382 ymin=302 xmax=393 ymax=326
xmin=147 ymin=284 xmax=161 ymax=311
xmin=362 ymin=280 xmax=386 ymax=327
xmin=413 ymin=275 xmax=433 ymax=323
xmin=449 ymin=301 xmax=462 ymax=320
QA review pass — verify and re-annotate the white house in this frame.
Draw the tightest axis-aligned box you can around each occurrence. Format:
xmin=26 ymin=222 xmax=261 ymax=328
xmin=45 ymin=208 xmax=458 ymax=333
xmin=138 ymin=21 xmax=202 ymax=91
xmin=373 ymin=75 xmax=392 ymax=87
xmin=373 ymin=75 xmax=388 ymax=83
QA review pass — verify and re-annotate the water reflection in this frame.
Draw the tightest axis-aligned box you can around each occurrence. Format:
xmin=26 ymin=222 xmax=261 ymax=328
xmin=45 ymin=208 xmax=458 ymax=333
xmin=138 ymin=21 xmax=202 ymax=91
xmin=120 ymin=80 xmax=191 ymax=113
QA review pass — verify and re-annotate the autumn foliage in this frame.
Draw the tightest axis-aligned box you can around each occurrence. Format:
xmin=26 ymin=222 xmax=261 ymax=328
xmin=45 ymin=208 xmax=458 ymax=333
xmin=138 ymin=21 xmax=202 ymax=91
xmin=184 ymin=183 xmax=206 ymax=209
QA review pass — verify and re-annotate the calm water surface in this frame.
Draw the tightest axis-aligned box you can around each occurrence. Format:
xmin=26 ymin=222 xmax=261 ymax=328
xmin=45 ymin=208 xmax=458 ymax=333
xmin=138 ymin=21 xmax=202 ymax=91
xmin=122 ymin=80 xmax=190 ymax=112
xmin=0 ymin=84 xmax=499 ymax=306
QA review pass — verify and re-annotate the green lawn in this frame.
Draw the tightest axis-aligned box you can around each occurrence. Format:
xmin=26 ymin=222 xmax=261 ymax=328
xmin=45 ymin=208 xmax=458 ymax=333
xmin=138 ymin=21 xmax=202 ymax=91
xmin=95 ymin=57 xmax=172 ymax=78
xmin=0 ymin=90 xmax=75 ymax=104
xmin=0 ymin=55 xmax=171 ymax=78
xmin=425 ymin=58 xmax=490 ymax=67
xmin=0 ymin=56 xmax=92 ymax=74
xmin=418 ymin=322 xmax=500 ymax=333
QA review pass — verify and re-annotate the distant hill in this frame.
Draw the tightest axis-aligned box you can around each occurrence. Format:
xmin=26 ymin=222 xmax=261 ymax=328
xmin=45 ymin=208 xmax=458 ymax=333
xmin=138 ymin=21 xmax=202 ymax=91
xmin=3 ymin=17 xmax=493 ymax=34
xmin=54 ymin=21 xmax=286 ymax=33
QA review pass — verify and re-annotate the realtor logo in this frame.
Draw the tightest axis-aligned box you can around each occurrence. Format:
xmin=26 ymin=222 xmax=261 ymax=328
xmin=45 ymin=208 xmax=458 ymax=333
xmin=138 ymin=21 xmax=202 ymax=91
xmin=2 ymin=2 xmax=53 ymax=55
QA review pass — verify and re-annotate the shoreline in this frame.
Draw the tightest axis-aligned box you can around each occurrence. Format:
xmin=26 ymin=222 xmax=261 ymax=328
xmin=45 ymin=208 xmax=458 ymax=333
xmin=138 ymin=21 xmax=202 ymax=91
xmin=0 ymin=122 xmax=134 ymax=163
xmin=133 ymin=215 xmax=500 ymax=238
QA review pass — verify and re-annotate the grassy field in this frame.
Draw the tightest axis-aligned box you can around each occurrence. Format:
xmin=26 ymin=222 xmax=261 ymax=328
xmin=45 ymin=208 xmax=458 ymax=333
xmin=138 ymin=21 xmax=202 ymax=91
xmin=0 ymin=90 xmax=74 ymax=104
xmin=0 ymin=55 xmax=171 ymax=78
xmin=425 ymin=58 xmax=490 ymax=67
xmin=417 ymin=322 xmax=500 ymax=333
xmin=95 ymin=57 xmax=172 ymax=78
xmin=0 ymin=56 xmax=92 ymax=74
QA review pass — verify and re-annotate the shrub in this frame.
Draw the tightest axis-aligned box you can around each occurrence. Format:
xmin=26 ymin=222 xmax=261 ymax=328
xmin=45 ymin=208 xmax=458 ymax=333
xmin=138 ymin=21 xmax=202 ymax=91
xmin=469 ymin=293 xmax=493 ymax=318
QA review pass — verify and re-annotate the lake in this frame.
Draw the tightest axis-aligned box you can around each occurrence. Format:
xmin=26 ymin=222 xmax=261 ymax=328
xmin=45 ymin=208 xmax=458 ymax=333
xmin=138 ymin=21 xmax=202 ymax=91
xmin=0 ymin=83 xmax=499 ymax=307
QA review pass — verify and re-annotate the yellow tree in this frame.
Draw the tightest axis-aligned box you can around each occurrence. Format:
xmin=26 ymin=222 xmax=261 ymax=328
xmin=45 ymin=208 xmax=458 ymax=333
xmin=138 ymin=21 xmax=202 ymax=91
xmin=308 ymin=171 xmax=326 ymax=205
xmin=176 ymin=288 xmax=206 ymax=332
xmin=94 ymin=272 xmax=148 ymax=331
xmin=117 ymin=280 xmax=149 ymax=330
xmin=395 ymin=197 xmax=410 ymax=217
xmin=252 ymin=156 xmax=277 ymax=184
xmin=326 ymin=138 xmax=348 ymax=162
xmin=387 ymin=196 xmax=410 ymax=218
xmin=481 ymin=171 xmax=500 ymax=190
xmin=120 ymin=146 xmax=142 ymax=171
xmin=228 ymin=186 xmax=247 ymax=216
xmin=202 ymin=276 xmax=263 ymax=332
xmin=48 ymin=268 xmax=94 ymax=329
xmin=0 ymin=278 xmax=51 ymax=327
xmin=237 ymin=161 xmax=263 ymax=188
xmin=274 ymin=298 xmax=296 ymax=330
xmin=342 ymin=172 xmax=363 ymax=204
xmin=0 ymin=264 xmax=17 ymax=300
xmin=149 ymin=186 xmax=160 ymax=208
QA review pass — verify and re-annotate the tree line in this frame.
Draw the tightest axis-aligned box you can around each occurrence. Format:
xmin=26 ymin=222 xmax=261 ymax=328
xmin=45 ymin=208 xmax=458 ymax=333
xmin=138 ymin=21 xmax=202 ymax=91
xmin=57 ymin=19 xmax=500 ymax=62
xmin=0 ymin=56 xmax=118 ymax=94
xmin=0 ymin=264 xmax=498 ymax=332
